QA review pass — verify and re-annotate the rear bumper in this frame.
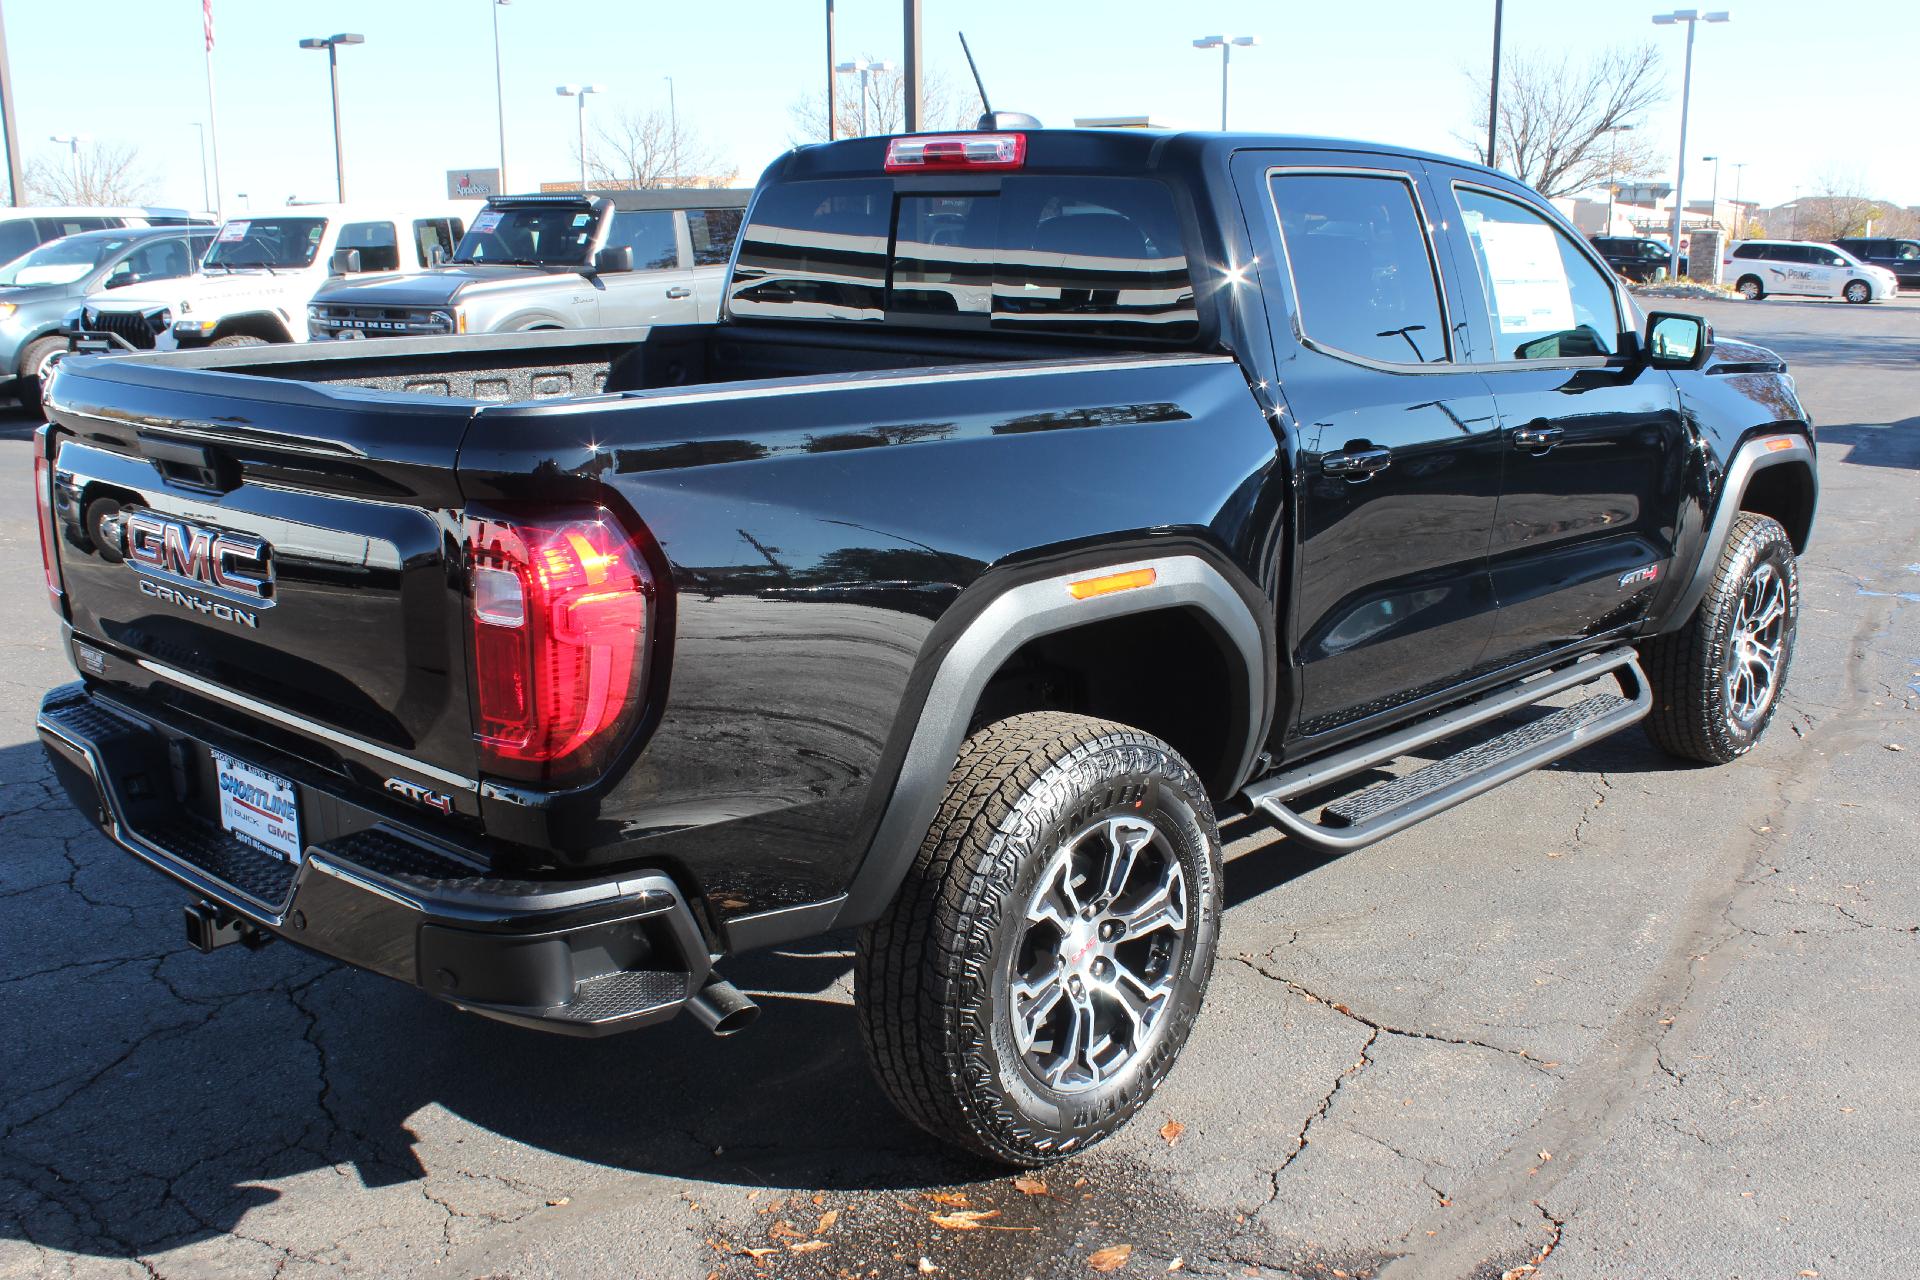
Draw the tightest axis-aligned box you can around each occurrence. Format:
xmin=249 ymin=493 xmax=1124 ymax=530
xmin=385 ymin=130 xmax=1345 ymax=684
xmin=37 ymin=683 xmax=717 ymax=1037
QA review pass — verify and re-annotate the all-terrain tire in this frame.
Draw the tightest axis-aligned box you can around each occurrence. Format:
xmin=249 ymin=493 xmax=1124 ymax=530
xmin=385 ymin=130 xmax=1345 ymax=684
xmin=210 ymin=334 xmax=270 ymax=348
xmin=1639 ymin=513 xmax=1799 ymax=764
xmin=855 ymin=712 xmax=1222 ymax=1165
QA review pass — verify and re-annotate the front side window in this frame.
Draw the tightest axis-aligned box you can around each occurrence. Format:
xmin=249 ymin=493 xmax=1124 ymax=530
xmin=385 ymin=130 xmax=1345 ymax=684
xmin=454 ymin=204 xmax=597 ymax=266
xmin=1895 ymin=241 xmax=1920 ymax=261
xmin=413 ymin=218 xmax=459 ymax=267
xmin=687 ymin=206 xmax=744 ymax=266
xmin=1455 ymin=187 xmax=1621 ymax=361
xmin=206 ymin=217 xmax=327 ymax=269
xmin=338 ymin=221 xmax=400 ymax=271
xmin=1268 ymin=171 xmax=1448 ymax=365
xmin=106 ymin=236 xmax=195 ymax=287
xmin=605 ymin=210 xmax=679 ymax=270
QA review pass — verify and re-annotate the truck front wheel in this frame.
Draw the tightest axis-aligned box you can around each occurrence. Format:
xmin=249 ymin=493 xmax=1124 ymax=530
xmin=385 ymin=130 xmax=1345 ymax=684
xmin=1640 ymin=512 xmax=1799 ymax=764
xmin=854 ymin=712 xmax=1222 ymax=1165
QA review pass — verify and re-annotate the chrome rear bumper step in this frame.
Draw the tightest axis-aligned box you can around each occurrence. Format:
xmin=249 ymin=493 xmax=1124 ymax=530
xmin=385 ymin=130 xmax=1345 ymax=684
xmin=1244 ymin=647 xmax=1650 ymax=853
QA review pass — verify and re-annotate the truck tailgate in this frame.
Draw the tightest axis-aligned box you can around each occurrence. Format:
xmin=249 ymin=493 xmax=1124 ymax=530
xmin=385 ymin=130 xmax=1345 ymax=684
xmin=43 ymin=358 xmax=480 ymax=792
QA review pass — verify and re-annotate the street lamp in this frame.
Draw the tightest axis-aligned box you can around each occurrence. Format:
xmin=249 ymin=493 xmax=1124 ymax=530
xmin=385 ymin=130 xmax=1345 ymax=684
xmin=556 ymin=84 xmax=605 ymax=191
xmin=297 ymin=33 xmax=365 ymax=202
xmin=1651 ymin=8 xmax=1729 ymax=279
xmin=491 ymin=0 xmax=511 ymax=192
xmin=48 ymin=133 xmax=89 ymax=196
xmin=834 ymin=59 xmax=895 ymax=136
xmin=1730 ymin=161 xmax=1748 ymax=237
xmin=663 ymin=76 xmax=679 ymax=187
xmin=1192 ymin=35 xmax=1258 ymax=131
xmin=1604 ymin=124 xmax=1634 ymax=233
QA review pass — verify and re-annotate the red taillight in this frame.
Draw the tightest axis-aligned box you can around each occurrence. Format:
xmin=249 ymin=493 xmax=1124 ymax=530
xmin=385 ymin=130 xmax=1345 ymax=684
xmin=884 ymin=132 xmax=1026 ymax=172
xmin=33 ymin=427 xmax=61 ymax=609
xmin=466 ymin=506 xmax=655 ymax=782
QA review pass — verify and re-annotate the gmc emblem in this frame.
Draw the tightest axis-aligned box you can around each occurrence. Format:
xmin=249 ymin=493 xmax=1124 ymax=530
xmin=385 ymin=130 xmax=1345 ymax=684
xmin=124 ymin=511 xmax=275 ymax=607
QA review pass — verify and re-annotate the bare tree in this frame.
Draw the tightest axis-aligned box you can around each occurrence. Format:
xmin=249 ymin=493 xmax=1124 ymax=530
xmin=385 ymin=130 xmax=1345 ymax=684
xmin=788 ymin=58 xmax=973 ymax=144
xmin=1795 ymin=171 xmax=1886 ymax=242
xmin=25 ymin=140 xmax=154 ymax=206
xmin=1459 ymin=44 xmax=1667 ymax=198
xmin=583 ymin=107 xmax=738 ymax=190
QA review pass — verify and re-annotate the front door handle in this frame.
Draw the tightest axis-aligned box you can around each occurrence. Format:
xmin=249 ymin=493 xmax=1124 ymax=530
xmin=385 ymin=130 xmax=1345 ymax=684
xmin=665 ymin=286 xmax=693 ymax=299
xmin=1322 ymin=446 xmax=1393 ymax=480
xmin=1513 ymin=423 xmax=1564 ymax=453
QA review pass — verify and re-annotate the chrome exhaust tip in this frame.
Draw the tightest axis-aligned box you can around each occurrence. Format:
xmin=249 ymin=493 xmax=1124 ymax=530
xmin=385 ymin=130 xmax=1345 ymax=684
xmin=686 ymin=975 xmax=759 ymax=1036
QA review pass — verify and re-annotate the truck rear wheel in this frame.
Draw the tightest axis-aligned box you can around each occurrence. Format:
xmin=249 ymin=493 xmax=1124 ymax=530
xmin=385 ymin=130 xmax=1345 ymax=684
xmin=1640 ymin=513 xmax=1799 ymax=764
xmin=855 ymin=712 xmax=1222 ymax=1165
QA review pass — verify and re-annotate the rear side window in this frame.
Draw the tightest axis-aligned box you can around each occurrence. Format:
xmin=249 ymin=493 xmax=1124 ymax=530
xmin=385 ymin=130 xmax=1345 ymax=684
xmin=729 ymin=176 xmax=1197 ymax=339
xmin=338 ymin=221 xmax=400 ymax=271
xmin=687 ymin=206 xmax=744 ymax=266
xmin=1268 ymin=171 xmax=1448 ymax=365
xmin=0 ymin=218 xmax=40 ymax=264
xmin=1455 ymin=187 xmax=1621 ymax=361
xmin=606 ymin=210 xmax=679 ymax=270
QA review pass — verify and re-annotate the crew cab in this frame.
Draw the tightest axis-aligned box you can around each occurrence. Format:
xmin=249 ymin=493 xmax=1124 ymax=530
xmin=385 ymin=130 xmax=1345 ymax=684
xmin=305 ymin=190 xmax=748 ymax=339
xmin=32 ymin=126 xmax=1817 ymax=1167
xmin=77 ymin=202 xmax=470 ymax=351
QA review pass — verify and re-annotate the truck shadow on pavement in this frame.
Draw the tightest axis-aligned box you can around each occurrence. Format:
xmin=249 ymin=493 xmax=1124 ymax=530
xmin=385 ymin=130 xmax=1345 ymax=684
xmin=1818 ymin=416 xmax=1920 ymax=470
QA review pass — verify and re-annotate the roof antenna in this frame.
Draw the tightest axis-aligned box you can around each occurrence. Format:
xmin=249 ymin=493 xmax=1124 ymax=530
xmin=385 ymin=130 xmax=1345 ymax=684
xmin=959 ymin=31 xmax=1040 ymax=130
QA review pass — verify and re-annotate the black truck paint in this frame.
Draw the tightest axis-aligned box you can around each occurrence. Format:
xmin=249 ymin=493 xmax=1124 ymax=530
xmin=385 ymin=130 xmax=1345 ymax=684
xmin=33 ymin=131 xmax=1816 ymax=1047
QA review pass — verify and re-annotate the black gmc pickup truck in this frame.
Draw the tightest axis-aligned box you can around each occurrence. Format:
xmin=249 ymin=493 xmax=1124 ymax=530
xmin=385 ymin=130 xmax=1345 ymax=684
xmin=32 ymin=126 xmax=1816 ymax=1165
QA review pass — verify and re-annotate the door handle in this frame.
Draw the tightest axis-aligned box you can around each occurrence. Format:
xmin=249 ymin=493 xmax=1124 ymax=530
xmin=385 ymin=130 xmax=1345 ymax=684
xmin=1322 ymin=447 xmax=1393 ymax=480
xmin=1513 ymin=423 xmax=1564 ymax=452
xmin=665 ymin=286 xmax=693 ymax=299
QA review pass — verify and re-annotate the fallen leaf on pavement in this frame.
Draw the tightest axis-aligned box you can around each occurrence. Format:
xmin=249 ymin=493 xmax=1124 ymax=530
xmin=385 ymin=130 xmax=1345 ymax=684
xmin=768 ymin=1220 xmax=805 ymax=1241
xmin=545 ymin=1196 xmax=569 ymax=1207
xmin=1013 ymin=1175 xmax=1050 ymax=1196
xmin=1159 ymin=1120 xmax=1186 ymax=1145
xmin=924 ymin=1191 xmax=971 ymax=1208
xmin=930 ymin=1209 xmax=1001 ymax=1229
xmin=816 ymin=1209 xmax=840 ymax=1232
xmin=787 ymin=1240 xmax=829 ymax=1254
xmin=917 ymin=1259 xmax=938 ymax=1275
xmin=1089 ymin=1243 xmax=1134 ymax=1272
xmin=1168 ymin=1258 xmax=1184 ymax=1272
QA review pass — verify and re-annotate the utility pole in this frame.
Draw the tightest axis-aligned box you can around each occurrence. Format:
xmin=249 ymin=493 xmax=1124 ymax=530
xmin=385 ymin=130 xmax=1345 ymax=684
xmin=298 ymin=33 xmax=365 ymax=202
xmin=1653 ymin=9 xmax=1729 ymax=280
xmin=491 ymin=0 xmax=510 ymax=191
xmin=902 ymin=0 xmax=921 ymax=132
xmin=1730 ymin=161 xmax=1748 ymax=237
xmin=1192 ymin=36 xmax=1259 ymax=130
xmin=1486 ymin=0 xmax=1504 ymax=168
xmin=203 ymin=0 xmax=222 ymax=215
xmin=0 ymin=0 xmax=25 ymax=205
xmin=825 ymin=0 xmax=836 ymax=140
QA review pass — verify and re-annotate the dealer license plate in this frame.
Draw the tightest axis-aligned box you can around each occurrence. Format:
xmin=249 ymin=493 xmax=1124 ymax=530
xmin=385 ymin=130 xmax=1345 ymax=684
xmin=212 ymin=751 xmax=302 ymax=865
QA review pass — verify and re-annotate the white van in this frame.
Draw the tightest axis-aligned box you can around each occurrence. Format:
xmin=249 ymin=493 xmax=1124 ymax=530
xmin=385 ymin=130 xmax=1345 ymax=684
xmin=1723 ymin=239 xmax=1901 ymax=303
xmin=79 ymin=202 xmax=471 ymax=350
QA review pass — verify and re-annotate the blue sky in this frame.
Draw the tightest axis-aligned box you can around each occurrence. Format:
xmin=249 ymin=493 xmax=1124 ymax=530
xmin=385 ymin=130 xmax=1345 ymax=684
xmin=4 ymin=0 xmax=1914 ymax=213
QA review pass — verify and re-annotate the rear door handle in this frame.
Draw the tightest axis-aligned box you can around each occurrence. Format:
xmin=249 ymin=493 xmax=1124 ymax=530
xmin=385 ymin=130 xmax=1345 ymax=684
xmin=665 ymin=286 xmax=693 ymax=299
xmin=1322 ymin=447 xmax=1393 ymax=480
xmin=1513 ymin=423 xmax=1564 ymax=452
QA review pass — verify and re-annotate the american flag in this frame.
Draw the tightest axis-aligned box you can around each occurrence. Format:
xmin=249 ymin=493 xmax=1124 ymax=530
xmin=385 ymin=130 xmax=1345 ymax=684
xmin=203 ymin=0 xmax=214 ymax=52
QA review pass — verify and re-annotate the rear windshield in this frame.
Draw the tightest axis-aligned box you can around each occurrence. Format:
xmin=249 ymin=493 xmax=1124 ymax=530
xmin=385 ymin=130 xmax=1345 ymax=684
xmin=728 ymin=175 xmax=1198 ymax=340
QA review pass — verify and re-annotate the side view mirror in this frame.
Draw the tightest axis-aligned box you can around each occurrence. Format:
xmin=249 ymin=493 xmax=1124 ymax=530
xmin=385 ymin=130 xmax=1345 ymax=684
xmin=593 ymin=245 xmax=634 ymax=275
xmin=330 ymin=247 xmax=363 ymax=276
xmin=427 ymin=243 xmax=448 ymax=267
xmin=1644 ymin=311 xmax=1712 ymax=371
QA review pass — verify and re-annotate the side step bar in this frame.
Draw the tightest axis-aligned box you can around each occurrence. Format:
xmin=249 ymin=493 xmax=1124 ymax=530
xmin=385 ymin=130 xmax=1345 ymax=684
xmin=1243 ymin=647 xmax=1651 ymax=854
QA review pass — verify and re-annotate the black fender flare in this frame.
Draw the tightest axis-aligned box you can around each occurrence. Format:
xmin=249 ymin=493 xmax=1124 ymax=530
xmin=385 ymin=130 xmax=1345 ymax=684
xmin=1653 ymin=430 xmax=1817 ymax=633
xmin=825 ymin=551 xmax=1267 ymax=930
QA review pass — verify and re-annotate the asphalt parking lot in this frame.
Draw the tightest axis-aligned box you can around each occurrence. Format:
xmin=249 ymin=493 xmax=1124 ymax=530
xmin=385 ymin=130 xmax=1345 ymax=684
xmin=0 ymin=295 xmax=1915 ymax=1280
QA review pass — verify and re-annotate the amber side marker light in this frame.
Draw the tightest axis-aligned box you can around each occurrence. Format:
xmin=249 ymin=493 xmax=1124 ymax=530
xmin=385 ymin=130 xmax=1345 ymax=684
xmin=1068 ymin=567 xmax=1158 ymax=600
xmin=1763 ymin=436 xmax=1796 ymax=452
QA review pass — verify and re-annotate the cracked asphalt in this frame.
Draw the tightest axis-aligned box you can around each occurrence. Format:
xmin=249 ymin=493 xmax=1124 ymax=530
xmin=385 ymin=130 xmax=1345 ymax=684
xmin=2 ymin=295 xmax=1916 ymax=1279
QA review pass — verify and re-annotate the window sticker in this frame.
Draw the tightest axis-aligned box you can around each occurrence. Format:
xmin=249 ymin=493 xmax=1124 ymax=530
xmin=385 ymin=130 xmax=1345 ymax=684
xmin=1471 ymin=215 xmax=1574 ymax=335
xmin=470 ymin=210 xmax=503 ymax=235
xmin=217 ymin=221 xmax=250 ymax=242
xmin=572 ymin=213 xmax=592 ymax=227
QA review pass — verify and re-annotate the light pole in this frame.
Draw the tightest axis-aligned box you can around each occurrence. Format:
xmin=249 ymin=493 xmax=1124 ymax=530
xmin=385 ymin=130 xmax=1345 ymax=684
xmin=1604 ymin=123 xmax=1634 ymax=233
xmin=48 ymin=133 xmax=87 ymax=195
xmin=834 ymin=59 xmax=895 ymax=135
xmin=1192 ymin=35 xmax=1258 ymax=131
xmin=297 ymin=33 xmax=365 ymax=202
xmin=491 ymin=0 xmax=510 ymax=191
xmin=1701 ymin=153 xmax=1721 ymax=228
xmin=1486 ymin=0 xmax=1504 ymax=167
xmin=556 ymin=84 xmax=604 ymax=191
xmin=1730 ymin=161 xmax=1748 ymax=237
xmin=189 ymin=122 xmax=210 ymax=212
xmin=663 ymin=76 xmax=679 ymax=187
xmin=1652 ymin=8 xmax=1729 ymax=279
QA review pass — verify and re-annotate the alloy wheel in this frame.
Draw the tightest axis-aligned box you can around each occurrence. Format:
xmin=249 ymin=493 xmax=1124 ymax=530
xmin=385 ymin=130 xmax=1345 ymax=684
xmin=1725 ymin=562 xmax=1787 ymax=727
xmin=1009 ymin=816 xmax=1190 ymax=1094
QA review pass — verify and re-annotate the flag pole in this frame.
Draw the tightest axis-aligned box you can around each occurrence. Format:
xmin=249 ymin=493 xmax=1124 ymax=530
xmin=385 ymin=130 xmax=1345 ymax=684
xmin=202 ymin=1 xmax=222 ymax=215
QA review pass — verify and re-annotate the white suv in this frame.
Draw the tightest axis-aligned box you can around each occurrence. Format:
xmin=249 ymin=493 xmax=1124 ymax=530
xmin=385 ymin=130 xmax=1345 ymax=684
xmin=79 ymin=202 xmax=472 ymax=350
xmin=1724 ymin=239 xmax=1901 ymax=303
